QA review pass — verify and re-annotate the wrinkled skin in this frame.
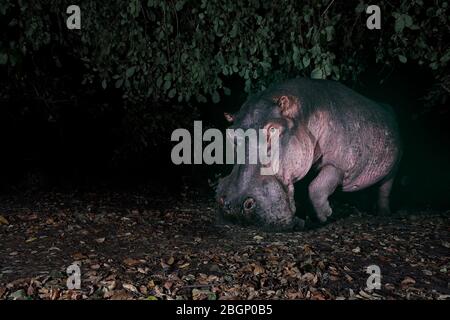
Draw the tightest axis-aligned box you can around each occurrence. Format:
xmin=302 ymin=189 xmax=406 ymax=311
xmin=217 ymin=78 xmax=402 ymax=231
xmin=216 ymin=164 xmax=303 ymax=231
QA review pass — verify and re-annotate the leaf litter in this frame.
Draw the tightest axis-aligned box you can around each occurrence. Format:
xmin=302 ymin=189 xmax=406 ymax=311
xmin=0 ymin=191 xmax=448 ymax=300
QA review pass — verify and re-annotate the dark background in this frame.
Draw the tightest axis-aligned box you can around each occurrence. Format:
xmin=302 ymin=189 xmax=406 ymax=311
xmin=0 ymin=1 xmax=449 ymax=212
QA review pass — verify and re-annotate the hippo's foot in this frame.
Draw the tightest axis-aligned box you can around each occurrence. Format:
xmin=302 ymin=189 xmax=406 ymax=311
xmin=308 ymin=165 xmax=343 ymax=223
xmin=316 ymin=203 xmax=333 ymax=223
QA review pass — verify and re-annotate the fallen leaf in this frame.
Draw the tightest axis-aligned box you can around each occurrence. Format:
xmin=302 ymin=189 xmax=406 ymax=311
xmin=253 ymin=264 xmax=265 ymax=275
xmin=122 ymin=283 xmax=138 ymax=294
xmin=123 ymin=258 xmax=141 ymax=267
xmin=137 ymin=267 xmax=149 ymax=274
xmin=9 ymin=289 xmax=27 ymax=300
xmin=192 ymin=289 xmax=216 ymax=300
xmin=303 ymin=272 xmax=317 ymax=284
xmin=147 ymin=280 xmax=155 ymax=289
xmin=139 ymin=286 xmax=148 ymax=295
xmin=358 ymin=290 xmax=373 ymax=299
xmin=303 ymin=244 xmax=314 ymax=255
xmin=384 ymin=283 xmax=395 ymax=291
xmin=352 ymin=247 xmax=361 ymax=253
xmin=401 ymin=276 xmax=416 ymax=288
xmin=109 ymin=290 xmax=133 ymax=300
xmin=72 ymin=252 xmax=88 ymax=260
xmin=0 ymin=215 xmax=9 ymax=225
xmin=164 ymin=281 xmax=173 ymax=290
xmin=0 ymin=287 xmax=7 ymax=298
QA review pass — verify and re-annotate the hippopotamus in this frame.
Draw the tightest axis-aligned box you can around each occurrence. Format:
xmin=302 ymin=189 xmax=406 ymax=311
xmin=216 ymin=77 xmax=402 ymax=231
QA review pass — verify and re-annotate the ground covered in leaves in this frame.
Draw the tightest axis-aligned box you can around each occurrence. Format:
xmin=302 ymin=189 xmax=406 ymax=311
xmin=0 ymin=190 xmax=449 ymax=300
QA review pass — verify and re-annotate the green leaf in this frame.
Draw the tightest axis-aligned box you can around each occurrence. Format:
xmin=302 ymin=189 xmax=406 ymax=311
xmin=355 ymin=3 xmax=366 ymax=13
xmin=293 ymin=45 xmax=300 ymax=63
xmin=302 ymin=56 xmax=310 ymax=68
xmin=230 ymin=24 xmax=238 ymax=38
xmin=102 ymin=79 xmax=107 ymax=89
xmin=325 ymin=26 xmax=334 ymax=42
xmin=222 ymin=66 xmax=229 ymax=76
xmin=429 ymin=62 xmax=438 ymax=70
xmin=244 ymin=69 xmax=250 ymax=80
xmin=212 ymin=90 xmax=220 ymax=103
xmin=115 ymin=78 xmax=124 ymax=88
xmin=126 ymin=66 xmax=136 ymax=77
xmin=164 ymin=73 xmax=172 ymax=81
xmin=168 ymin=88 xmax=176 ymax=98
xmin=244 ymin=79 xmax=252 ymax=92
xmin=395 ymin=15 xmax=405 ymax=33
xmin=440 ymin=50 xmax=450 ymax=63
xmin=310 ymin=68 xmax=324 ymax=79
xmin=398 ymin=55 xmax=407 ymax=63
xmin=156 ymin=76 xmax=163 ymax=88
xmin=259 ymin=61 xmax=271 ymax=70
xmin=403 ymin=15 xmax=413 ymax=28
xmin=163 ymin=80 xmax=171 ymax=91
xmin=175 ymin=1 xmax=184 ymax=11
xmin=324 ymin=62 xmax=332 ymax=76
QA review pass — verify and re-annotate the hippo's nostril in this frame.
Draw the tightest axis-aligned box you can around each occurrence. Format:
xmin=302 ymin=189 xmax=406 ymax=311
xmin=218 ymin=197 xmax=231 ymax=211
xmin=243 ymin=197 xmax=256 ymax=212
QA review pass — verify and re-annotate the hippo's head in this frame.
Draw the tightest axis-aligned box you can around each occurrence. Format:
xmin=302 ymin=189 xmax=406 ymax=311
xmin=216 ymin=95 xmax=315 ymax=231
xmin=216 ymin=164 xmax=299 ymax=230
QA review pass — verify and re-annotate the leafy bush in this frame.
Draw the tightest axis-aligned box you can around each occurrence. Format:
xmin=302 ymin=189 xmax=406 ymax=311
xmin=0 ymin=0 xmax=448 ymax=156
xmin=1 ymin=0 xmax=448 ymax=101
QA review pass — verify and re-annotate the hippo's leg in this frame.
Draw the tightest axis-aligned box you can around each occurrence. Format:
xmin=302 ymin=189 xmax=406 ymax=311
xmin=287 ymin=183 xmax=306 ymax=230
xmin=287 ymin=183 xmax=296 ymax=213
xmin=377 ymin=175 xmax=394 ymax=216
xmin=308 ymin=165 xmax=344 ymax=222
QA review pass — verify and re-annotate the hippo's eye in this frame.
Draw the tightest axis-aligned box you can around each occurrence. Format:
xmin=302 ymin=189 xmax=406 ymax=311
xmin=243 ymin=197 xmax=256 ymax=212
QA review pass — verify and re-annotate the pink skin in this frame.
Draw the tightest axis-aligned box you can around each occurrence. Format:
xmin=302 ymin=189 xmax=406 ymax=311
xmin=217 ymin=78 xmax=402 ymax=227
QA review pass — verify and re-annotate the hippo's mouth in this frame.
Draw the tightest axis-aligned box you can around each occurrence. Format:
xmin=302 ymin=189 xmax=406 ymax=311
xmin=254 ymin=216 xmax=305 ymax=232
xmin=217 ymin=205 xmax=305 ymax=232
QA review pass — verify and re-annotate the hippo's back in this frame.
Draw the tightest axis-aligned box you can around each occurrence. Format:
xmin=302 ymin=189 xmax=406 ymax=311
xmin=302 ymin=79 xmax=402 ymax=191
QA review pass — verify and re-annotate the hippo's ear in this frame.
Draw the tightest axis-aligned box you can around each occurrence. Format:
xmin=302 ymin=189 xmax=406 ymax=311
xmin=276 ymin=95 xmax=300 ymax=119
xmin=224 ymin=112 xmax=234 ymax=123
